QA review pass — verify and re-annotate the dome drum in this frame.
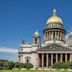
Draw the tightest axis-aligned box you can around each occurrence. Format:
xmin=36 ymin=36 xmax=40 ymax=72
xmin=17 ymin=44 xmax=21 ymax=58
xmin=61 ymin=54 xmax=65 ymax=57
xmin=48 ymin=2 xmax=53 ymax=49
xmin=44 ymin=23 xmax=64 ymax=30
xmin=44 ymin=39 xmax=65 ymax=43
xmin=43 ymin=29 xmax=65 ymax=34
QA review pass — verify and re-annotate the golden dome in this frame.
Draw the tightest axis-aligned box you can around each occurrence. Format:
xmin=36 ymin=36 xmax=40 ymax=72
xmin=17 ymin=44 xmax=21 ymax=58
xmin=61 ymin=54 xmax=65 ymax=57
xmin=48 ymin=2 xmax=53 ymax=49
xmin=46 ymin=9 xmax=63 ymax=24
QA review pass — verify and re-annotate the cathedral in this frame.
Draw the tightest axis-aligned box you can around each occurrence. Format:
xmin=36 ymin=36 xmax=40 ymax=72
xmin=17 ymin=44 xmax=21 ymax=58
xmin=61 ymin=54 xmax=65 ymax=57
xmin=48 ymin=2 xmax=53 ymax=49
xmin=18 ymin=9 xmax=72 ymax=69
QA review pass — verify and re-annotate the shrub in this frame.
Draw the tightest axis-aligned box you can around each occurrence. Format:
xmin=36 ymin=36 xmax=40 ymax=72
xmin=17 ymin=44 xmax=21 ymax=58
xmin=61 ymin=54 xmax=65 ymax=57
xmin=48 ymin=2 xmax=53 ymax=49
xmin=53 ymin=61 xmax=72 ymax=69
xmin=24 ymin=63 xmax=33 ymax=70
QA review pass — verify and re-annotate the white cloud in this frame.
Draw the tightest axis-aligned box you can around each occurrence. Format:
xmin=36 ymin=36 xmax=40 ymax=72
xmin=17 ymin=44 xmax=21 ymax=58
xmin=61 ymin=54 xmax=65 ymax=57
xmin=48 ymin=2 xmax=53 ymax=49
xmin=0 ymin=47 xmax=18 ymax=54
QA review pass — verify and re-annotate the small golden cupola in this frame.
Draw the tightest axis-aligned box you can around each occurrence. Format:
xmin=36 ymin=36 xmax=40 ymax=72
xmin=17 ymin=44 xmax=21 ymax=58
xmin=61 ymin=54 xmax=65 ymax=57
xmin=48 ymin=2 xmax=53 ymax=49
xmin=46 ymin=9 xmax=63 ymax=24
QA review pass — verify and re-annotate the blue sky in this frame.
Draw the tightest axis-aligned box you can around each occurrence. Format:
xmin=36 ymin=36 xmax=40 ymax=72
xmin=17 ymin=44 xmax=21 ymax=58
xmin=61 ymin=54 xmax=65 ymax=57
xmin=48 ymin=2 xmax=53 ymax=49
xmin=0 ymin=0 xmax=72 ymax=61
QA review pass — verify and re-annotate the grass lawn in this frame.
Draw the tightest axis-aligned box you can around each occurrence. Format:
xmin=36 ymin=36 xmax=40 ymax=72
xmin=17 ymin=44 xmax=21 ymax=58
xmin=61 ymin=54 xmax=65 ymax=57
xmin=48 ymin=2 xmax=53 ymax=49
xmin=0 ymin=70 xmax=67 ymax=72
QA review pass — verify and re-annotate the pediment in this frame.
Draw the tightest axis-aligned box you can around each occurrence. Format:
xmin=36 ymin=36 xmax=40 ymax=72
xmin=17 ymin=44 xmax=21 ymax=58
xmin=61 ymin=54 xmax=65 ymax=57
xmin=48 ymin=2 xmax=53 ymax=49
xmin=37 ymin=43 xmax=72 ymax=51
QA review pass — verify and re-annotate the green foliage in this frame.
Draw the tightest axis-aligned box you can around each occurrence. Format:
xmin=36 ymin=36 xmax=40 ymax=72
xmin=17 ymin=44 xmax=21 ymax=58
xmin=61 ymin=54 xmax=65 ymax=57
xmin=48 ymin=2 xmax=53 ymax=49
xmin=14 ymin=62 xmax=20 ymax=68
xmin=0 ymin=60 xmax=33 ymax=70
xmin=8 ymin=61 xmax=15 ymax=69
xmin=53 ymin=62 xmax=63 ymax=69
xmin=67 ymin=62 xmax=72 ymax=69
xmin=0 ymin=60 xmax=15 ymax=69
xmin=0 ymin=61 xmax=3 ymax=69
xmin=3 ymin=61 xmax=9 ymax=69
xmin=19 ymin=63 xmax=26 ymax=68
xmin=14 ymin=62 xmax=26 ymax=69
xmin=24 ymin=63 xmax=33 ymax=69
xmin=53 ymin=61 xmax=72 ymax=69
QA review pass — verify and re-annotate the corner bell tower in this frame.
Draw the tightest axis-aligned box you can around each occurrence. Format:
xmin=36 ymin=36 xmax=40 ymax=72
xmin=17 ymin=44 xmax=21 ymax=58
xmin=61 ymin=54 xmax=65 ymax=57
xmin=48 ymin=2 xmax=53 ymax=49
xmin=43 ymin=9 xmax=65 ymax=45
xmin=33 ymin=30 xmax=41 ymax=47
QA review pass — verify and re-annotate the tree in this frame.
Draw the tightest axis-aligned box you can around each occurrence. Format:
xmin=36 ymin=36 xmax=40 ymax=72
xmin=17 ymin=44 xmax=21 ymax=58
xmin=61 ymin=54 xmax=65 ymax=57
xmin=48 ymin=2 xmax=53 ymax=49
xmin=8 ymin=61 xmax=15 ymax=69
xmin=3 ymin=61 xmax=9 ymax=69
xmin=14 ymin=62 xmax=19 ymax=68
xmin=0 ymin=61 xmax=3 ymax=69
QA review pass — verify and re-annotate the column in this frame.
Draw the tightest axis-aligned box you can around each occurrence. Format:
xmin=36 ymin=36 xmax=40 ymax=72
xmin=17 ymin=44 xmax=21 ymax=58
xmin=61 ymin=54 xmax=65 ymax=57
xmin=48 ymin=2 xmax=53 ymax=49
xmin=48 ymin=32 xmax=49 ymax=40
xmin=51 ymin=31 xmax=52 ymax=40
xmin=61 ymin=32 xmax=63 ymax=40
xmin=62 ymin=33 xmax=64 ymax=40
xmin=42 ymin=54 xmax=44 ymax=67
xmin=53 ymin=31 xmax=55 ymax=40
xmin=46 ymin=54 xmax=48 ymax=67
xmin=60 ymin=32 xmax=61 ymax=40
xmin=52 ymin=31 xmax=53 ymax=40
xmin=56 ymin=54 xmax=58 ymax=63
xmin=60 ymin=54 xmax=62 ymax=62
xmin=46 ymin=32 xmax=47 ymax=40
xmin=62 ymin=32 xmax=64 ymax=41
xmin=65 ymin=54 xmax=67 ymax=62
xmin=59 ymin=31 xmax=60 ymax=40
xmin=58 ymin=31 xmax=59 ymax=40
xmin=51 ymin=54 xmax=53 ymax=66
xmin=38 ymin=54 xmax=40 ymax=67
xmin=50 ymin=31 xmax=51 ymax=40
xmin=70 ymin=53 xmax=72 ymax=61
xmin=60 ymin=32 xmax=62 ymax=40
xmin=44 ymin=33 xmax=46 ymax=41
xmin=47 ymin=32 xmax=48 ymax=40
xmin=49 ymin=31 xmax=50 ymax=40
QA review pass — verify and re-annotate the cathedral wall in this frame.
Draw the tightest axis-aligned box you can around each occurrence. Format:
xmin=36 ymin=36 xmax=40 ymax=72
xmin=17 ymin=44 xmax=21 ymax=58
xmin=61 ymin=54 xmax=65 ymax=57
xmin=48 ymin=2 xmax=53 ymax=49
xmin=31 ymin=53 xmax=38 ymax=68
xmin=31 ymin=46 xmax=38 ymax=51
xmin=21 ymin=52 xmax=38 ymax=69
xmin=23 ymin=48 xmax=31 ymax=52
xmin=22 ymin=54 xmax=32 ymax=63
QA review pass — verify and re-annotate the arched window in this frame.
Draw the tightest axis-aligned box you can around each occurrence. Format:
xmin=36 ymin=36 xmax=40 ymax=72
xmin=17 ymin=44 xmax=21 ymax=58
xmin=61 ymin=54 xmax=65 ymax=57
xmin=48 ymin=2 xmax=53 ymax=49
xmin=35 ymin=37 xmax=37 ymax=44
xmin=46 ymin=32 xmax=47 ymax=38
xmin=25 ymin=56 xmax=31 ymax=63
xmin=53 ymin=31 xmax=55 ymax=39
xmin=27 ymin=58 xmax=29 ymax=63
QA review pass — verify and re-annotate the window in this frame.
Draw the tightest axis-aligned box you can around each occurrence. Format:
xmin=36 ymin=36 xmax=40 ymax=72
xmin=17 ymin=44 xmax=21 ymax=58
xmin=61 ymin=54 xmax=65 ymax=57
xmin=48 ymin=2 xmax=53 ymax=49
xmin=53 ymin=31 xmax=55 ymax=39
xmin=46 ymin=32 xmax=47 ymax=38
xmin=25 ymin=56 xmax=31 ymax=63
xmin=26 ymin=58 xmax=29 ymax=63
xmin=35 ymin=37 xmax=37 ymax=44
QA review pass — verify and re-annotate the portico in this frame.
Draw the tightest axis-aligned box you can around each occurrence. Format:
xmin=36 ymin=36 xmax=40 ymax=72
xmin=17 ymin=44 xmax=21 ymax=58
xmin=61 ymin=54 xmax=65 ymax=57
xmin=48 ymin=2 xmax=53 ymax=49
xmin=37 ymin=43 xmax=72 ymax=68
xmin=38 ymin=53 xmax=72 ymax=68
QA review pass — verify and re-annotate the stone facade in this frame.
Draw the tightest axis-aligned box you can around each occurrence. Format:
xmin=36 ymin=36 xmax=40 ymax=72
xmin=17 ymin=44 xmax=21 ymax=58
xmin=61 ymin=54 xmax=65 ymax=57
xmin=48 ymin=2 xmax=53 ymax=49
xmin=18 ymin=9 xmax=72 ymax=69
